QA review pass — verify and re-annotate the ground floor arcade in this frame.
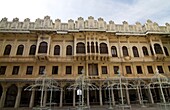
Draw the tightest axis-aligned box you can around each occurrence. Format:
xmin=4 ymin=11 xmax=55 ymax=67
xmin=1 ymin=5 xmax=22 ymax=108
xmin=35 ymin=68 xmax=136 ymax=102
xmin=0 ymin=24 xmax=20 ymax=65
xmin=0 ymin=79 xmax=170 ymax=108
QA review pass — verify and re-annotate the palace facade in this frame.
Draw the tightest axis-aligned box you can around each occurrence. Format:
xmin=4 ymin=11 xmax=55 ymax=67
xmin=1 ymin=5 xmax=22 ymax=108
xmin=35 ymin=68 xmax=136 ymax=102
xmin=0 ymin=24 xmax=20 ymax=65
xmin=0 ymin=16 xmax=170 ymax=108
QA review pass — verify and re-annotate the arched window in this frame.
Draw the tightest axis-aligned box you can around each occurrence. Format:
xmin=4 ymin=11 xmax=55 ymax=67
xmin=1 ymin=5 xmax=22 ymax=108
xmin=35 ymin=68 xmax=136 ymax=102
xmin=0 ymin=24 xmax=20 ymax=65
xmin=154 ymin=43 xmax=163 ymax=54
xmin=122 ymin=46 xmax=129 ymax=56
xmin=142 ymin=46 xmax=149 ymax=56
xmin=163 ymin=46 xmax=169 ymax=56
xmin=132 ymin=46 xmax=139 ymax=57
xmin=111 ymin=46 xmax=117 ymax=57
xmin=66 ymin=45 xmax=72 ymax=55
xmin=3 ymin=44 xmax=11 ymax=55
xmin=91 ymin=42 xmax=95 ymax=53
xmin=76 ymin=42 xmax=85 ymax=54
xmin=29 ymin=45 xmax=36 ymax=55
xmin=87 ymin=42 xmax=90 ymax=53
xmin=100 ymin=43 xmax=108 ymax=54
xmin=96 ymin=42 xmax=98 ymax=53
xmin=54 ymin=45 xmax=60 ymax=55
xmin=16 ymin=45 xmax=24 ymax=55
xmin=38 ymin=42 xmax=48 ymax=53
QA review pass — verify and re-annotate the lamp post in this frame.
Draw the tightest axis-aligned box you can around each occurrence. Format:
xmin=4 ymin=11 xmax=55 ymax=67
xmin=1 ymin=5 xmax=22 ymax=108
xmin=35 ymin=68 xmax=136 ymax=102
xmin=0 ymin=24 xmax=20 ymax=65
xmin=108 ymin=80 xmax=113 ymax=109
xmin=156 ymin=69 xmax=166 ymax=103
xmin=117 ymin=69 xmax=124 ymax=105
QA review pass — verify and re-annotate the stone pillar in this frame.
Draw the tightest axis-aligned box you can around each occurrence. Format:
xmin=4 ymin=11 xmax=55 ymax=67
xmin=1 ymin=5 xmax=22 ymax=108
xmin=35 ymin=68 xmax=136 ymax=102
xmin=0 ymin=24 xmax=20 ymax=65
xmin=99 ymin=86 xmax=103 ymax=106
xmin=111 ymin=88 xmax=115 ymax=105
xmin=43 ymin=88 xmax=47 ymax=107
xmin=0 ymin=86 xmax=8 ymax=108
xmin=14 ymin=85 xmax=23 ymax=108
xmin=87 ymin=87 xmax=89 ymax=106
xmin=73 ymin=89 xmax=76 ymax=106
xmin=125 ymin=86 xmax=130 ymax=105
xmin=29 ymin=89 xmax=35 ymax=108
xmin=148 ymin=86 xmax=154 ymax=104
xmin=59 ymin=87 xmax=63 ymax=107
xmin=137 ymin=86 xmax=142 ymax=104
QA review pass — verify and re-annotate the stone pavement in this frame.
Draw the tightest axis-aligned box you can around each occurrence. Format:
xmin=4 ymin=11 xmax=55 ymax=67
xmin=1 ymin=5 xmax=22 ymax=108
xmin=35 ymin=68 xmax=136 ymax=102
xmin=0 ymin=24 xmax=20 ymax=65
xmin=1 ymin=104 xmax=170 ymax=110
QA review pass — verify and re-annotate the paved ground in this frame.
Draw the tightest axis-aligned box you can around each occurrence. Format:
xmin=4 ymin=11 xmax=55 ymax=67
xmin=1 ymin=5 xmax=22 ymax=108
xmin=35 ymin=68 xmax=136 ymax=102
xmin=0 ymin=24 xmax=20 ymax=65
xmin=1 ymin=104 xmax=170 ymax=110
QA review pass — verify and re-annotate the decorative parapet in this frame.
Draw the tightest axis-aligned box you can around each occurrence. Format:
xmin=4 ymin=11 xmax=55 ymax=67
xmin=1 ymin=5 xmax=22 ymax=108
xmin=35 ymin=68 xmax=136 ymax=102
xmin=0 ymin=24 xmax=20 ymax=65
xmin=0 ymin=15 xmax=170 ymax=33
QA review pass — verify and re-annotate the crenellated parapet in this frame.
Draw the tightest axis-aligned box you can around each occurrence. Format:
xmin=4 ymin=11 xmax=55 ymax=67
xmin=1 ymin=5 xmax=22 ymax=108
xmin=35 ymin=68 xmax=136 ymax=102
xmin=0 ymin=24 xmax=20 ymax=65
xmin=0 ymin=15 xmax=170 ymax=33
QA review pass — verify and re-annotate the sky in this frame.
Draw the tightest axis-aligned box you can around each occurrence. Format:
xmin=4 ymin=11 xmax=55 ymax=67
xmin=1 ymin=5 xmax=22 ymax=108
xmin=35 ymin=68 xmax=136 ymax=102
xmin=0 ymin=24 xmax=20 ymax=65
xmin=0 ymin=0 xmax=170 ymax=25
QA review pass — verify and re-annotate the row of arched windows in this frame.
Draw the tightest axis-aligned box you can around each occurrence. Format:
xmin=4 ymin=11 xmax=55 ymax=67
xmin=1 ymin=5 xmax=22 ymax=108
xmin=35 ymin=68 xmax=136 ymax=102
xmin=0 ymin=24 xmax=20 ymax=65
xmin=76 ymin=42 xmax=108 ymax=54
xmin=111 ymin=44 xmax=169 ymax=57
xmin=3 ymin=42 xmax=73 ymax=56
xmin=3 ymin=42 xmax=169 ymax=57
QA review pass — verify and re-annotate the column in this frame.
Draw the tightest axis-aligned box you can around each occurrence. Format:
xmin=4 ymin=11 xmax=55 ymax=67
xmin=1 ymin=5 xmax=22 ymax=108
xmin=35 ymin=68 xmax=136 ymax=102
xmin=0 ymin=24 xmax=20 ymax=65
xmin=99 ymin=86 xmax=103 ymax=106
xmin=126 ymin=86 xmax=130 ymax=105
xmin=59 ymin=87 xmax=63 ymax=107
xmin=148 ymin=86 xmax=154 ymax=104
xmin=43 ymin=88 xmax=47 ymax=107
xmin=29 ymin=89 xmax=35 ymax=108
xmin=73 ymin=89 xmax=76 ymax=107
xmin=14 ymin=85 xmax=23 ymax=108
xmin=0 ymin=86 xmax=8 ymax=108
xmin=87 ymin=87 xmax=89 ymax=106
xmin=137 ymin=86 xmax=142 ymax=104
xmin=111 ymin=88 xmax=115 ymax=105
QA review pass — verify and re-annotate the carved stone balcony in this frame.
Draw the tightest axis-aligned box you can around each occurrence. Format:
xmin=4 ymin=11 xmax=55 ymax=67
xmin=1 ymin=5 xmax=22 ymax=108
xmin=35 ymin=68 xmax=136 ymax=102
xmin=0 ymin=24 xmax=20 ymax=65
xmin=124 ymin=56 xmax=131 ymax=61
xmin=154 ymin=54 xmax=165 ymax=61
xmin=36 ymin=54 xmax=49 ymax=61
xmin=74 ymin=54 xmax=110 ymax=61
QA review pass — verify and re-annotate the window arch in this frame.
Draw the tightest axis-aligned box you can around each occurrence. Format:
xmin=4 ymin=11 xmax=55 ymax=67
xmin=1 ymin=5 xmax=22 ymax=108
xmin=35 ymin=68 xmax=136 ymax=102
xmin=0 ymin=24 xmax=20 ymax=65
xmin=111 ymin=46 xmax=117 ymax=57
xmin=142 ymin=46 xmax=149 ymax=56
xmin=76 ymin=42 xmax=85 ymax=54
xmin=122 ymin=46 xmax=129 ymax=56
xmin=16 ymin=45 xmax=24 ymax=55
xmin=91 ymin=42 xmax=95 ymax=53
xmin=38 ymin=42 xmax=48 ymax=53
xmin=100 ymin=43 xmax=108 ymax=54
xmin=29 ymin=45 xmax=36 ymax=55
xmin=163 ymin=46 xmax=169 ymax=56
xmin=154 ymin=43 xmax=163 ymax=54
xmin=87 ymin=42 xmax=90 ymax=53
xmin=54 ymin=45 xmax=60 ymax=55
xmin=132 ymin=46 xmax=139 ymax=57
xmin=66 ymin=45 xmax=72 ymax=55
xmin=3 ymin=44 xmax=11 ymax=55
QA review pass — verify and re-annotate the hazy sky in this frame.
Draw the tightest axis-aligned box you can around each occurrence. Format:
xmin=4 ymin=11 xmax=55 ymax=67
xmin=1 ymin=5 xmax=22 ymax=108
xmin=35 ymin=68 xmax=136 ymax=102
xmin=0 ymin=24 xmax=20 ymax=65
xmin=0 ymin=0 xmax=170 ymax=25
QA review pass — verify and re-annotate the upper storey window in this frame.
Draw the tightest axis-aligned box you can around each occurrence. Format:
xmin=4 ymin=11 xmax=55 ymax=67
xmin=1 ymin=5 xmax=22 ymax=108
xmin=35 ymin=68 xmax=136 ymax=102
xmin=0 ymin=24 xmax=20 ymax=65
xmin=132 ymin=46 xmax=139 ymax=57
xmin=54 ymin=45 xmax=60 ymax=55
xmin=76 ymin=42 xmax=85 ymax=54
xmin=154 ymin=44 xmax=163 ymax=54
xmin=38 ymin=42 xmax=48 ymax=53
xmin=29 ymin=45 xmax=36 ymax=55
xmin=91 ymin=42 xmax=95 ymax=53
xmin=142 ymin=46 xmax=149 ymax=56
xmin=66 ymin=45 xmax=72 ymax=55
xmin=3 ymin=44 xmax=11 ymax=55
xmin=100 ymin=43 xmax=108 ymax=54
xmin=122 ymin=46 xmax=129 ymax=56
xmin=16 ymin=45 xmax=24 ymax=55
xmin=111 ymin=46 xmax=117 ymax=57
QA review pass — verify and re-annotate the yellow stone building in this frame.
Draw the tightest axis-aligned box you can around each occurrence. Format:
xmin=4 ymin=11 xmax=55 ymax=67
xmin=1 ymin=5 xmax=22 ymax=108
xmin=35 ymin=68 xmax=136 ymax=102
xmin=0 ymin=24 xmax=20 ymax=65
xmin=0 ymin=16 xmax=170 ymax=108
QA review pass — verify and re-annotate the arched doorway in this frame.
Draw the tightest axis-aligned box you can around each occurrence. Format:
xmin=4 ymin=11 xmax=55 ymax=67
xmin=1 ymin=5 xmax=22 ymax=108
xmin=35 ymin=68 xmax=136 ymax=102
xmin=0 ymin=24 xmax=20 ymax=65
xmin=89 ymin=84 xmax=99 ymax=105
xmin=0 ymin=85 xmax=2 ymax=99
xmin=63 ymin=84 xmax=73 ymax=106
xmin=4 ymin=84 xmax=18 ymax=107
xmin=20 ymin=85 xmax=31 ymax=107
